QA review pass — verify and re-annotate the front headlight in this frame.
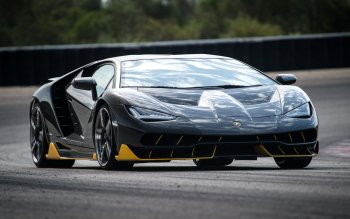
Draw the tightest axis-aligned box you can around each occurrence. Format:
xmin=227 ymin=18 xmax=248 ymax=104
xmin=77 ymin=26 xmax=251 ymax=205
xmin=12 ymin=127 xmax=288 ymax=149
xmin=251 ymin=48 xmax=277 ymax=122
xmin=127 ymin=106 xmax=176 ymax=122
xmin=285 ymin=102 xmax=312 ymax=118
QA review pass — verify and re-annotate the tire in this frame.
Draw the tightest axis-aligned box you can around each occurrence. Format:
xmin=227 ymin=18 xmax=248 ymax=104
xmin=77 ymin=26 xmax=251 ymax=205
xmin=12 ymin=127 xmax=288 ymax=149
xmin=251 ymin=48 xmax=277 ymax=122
xmin=46 ymin=160 xmax=75 ymax=168
xmin=30 ymin=102 xmax=75 ymax=168
xmin=193 ymin=157 xmax=234 ymax=167
xmin=94 ymin=104 xmax=133 ymax=170
xmin=116 ymin=162 xmax=134 ymax=170
xmin=274 ymin=157 xmax=312 ymax=169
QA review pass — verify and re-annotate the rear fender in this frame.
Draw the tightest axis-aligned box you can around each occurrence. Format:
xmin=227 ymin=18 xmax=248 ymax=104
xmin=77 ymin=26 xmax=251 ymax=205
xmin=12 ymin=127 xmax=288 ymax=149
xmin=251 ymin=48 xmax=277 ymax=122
xmin=32 ymin=83 xmax=62 ymax=139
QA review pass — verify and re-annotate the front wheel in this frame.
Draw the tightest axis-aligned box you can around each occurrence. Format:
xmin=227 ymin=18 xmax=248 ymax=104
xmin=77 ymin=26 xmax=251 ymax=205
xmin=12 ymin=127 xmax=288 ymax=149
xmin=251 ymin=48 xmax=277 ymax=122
xmin=193 ymin=157 xmax=234 ymax=167
xmin=94 ymin=105 xmax=133 ymax=170
xmin=274 ymin=157 xmax=312 ymax=169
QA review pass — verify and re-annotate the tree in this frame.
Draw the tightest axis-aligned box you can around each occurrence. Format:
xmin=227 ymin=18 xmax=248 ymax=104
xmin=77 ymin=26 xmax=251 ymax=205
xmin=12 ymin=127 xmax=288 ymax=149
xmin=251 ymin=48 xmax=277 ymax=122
xmin=0 ymin=0 xmax=349 ymax=46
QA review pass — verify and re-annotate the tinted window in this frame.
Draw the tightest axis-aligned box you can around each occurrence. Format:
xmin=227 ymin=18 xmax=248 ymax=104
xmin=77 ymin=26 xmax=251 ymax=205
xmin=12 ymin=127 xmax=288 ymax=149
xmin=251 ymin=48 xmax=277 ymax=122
xmin=92 ymin=65 xmax=114 ymax=96
xmin=121 ymin=58 xmax=275 ymax=88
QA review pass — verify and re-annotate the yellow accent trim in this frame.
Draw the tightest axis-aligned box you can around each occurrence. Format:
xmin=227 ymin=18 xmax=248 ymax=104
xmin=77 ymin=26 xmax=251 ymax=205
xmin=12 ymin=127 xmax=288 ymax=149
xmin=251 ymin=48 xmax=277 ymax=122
xmin=46 ymin=142 xmax=62 ymax=160
xmin=155 ymin=134 xmax=163 ymax=145
xmin=115 ymin=144 xmax=213 ymax=161
xmin=92 ymin=153 xmax=97 ymax=160
xmin=277 ymin=145 xmax=286 ymax=155
xmin=176 ymin=136 xmax=183 ymax=145
xmin=301 ymin=132 xmax=306 ymax=142
xmin=212 ymin=145 xmax=217 ymax=157
xmin=115 ymin=144 xmax=140 ymax=161
xmin=256 ymin=144 xmax=315 ymax=158
xmin=46 ymin=142 xmax=95 ymax=160
xmin=293 ymin=147 xmax=299 ymax=155
xmin=306 ymin=146 xmax=313 ymax=155
xmin=255 ymin=144 xmax=270 ymax=156
xmin=191 ymin=147 xmax=195 ymax=157
xmin=289 ymin=133 xmax=293 ymax=142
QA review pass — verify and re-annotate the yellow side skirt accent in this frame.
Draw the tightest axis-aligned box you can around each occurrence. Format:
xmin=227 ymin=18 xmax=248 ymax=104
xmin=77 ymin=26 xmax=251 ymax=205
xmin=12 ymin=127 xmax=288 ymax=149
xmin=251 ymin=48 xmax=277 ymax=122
xmin=92 ymin=153 xmax=97 ymax=160
xmin=46 ymin=142 xmax=96 ymax=160
xmin=115 ymin=144 xmax=213 ymax=161
xmin=46 ymin=142 xmax=63 ymax=160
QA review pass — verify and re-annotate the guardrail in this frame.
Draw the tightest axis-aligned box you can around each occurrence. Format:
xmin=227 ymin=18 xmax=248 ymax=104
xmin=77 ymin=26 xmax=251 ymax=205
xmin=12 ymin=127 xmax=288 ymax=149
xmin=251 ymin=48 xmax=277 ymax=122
xmin=0 ymin=32 xmax=349 ymax=86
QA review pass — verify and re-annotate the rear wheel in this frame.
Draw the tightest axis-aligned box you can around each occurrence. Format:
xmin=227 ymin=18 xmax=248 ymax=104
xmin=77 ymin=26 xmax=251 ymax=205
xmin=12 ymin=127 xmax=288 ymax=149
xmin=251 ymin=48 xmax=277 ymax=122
xmin=193 ymin=157 xmax=234 ymax=167
xmin=94 ymin=105 xmax=133 ymax=170
xmin=30 ymin=103 xmax=75 ymax=168
xmin=274 ymin=157 xmax=312 ymax=169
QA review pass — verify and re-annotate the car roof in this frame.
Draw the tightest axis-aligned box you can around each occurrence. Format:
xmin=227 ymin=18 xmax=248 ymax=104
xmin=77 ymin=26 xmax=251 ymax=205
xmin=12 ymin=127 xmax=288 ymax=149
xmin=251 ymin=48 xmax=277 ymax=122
xmin=103 ymin=54 xmax=233 ymax=62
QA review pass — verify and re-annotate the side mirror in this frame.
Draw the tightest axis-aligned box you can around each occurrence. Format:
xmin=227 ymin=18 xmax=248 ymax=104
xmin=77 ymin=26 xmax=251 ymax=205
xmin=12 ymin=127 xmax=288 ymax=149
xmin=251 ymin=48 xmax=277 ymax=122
xmin=71 ymin=77 xmax=98 ymax=100
xmin=275 ymin=74 xmax=297 ymax=85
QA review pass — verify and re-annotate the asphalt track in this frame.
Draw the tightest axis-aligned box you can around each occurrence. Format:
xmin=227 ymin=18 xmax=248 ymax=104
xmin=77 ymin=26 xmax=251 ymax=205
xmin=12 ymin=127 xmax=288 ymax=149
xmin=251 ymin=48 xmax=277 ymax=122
xmin=1 ymin=68 xmax=350 ymax=219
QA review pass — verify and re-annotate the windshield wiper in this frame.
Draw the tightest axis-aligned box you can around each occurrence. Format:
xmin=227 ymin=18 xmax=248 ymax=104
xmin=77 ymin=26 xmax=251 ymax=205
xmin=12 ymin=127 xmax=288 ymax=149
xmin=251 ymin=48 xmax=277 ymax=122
xmin=187 ymin=84 xmax=263 ymax=89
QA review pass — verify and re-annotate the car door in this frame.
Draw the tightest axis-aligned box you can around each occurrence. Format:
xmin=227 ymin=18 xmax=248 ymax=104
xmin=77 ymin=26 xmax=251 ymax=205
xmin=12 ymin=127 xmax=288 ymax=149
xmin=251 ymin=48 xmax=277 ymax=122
xmin=66 ymin=64 xmax=115 ymax=145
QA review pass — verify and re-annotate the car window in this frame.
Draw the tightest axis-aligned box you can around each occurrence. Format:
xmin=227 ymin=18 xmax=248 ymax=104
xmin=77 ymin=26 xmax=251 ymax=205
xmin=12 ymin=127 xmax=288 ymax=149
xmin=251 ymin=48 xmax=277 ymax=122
xmin=121 ymin=58 xmax=275 ymax=88
xmin=92 ymin=65 xmax=114 ymax=97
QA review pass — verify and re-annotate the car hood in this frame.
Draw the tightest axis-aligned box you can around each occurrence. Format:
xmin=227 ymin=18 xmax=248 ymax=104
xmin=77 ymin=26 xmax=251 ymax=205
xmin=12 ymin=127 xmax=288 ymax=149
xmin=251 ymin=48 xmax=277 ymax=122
xmin=112 ymin=85 xmax=310 ymax=119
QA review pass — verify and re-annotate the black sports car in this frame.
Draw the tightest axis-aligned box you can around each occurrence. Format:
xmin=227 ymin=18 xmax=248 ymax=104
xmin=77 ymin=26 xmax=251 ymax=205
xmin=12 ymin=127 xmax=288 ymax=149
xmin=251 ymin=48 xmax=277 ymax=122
xmin=30 ymin=54 xmax=319 ymax=169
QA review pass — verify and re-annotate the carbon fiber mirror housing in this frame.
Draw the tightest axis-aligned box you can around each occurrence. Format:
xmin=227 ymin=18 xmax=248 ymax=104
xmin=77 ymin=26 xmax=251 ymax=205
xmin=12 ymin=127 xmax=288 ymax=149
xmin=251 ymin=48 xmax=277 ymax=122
xmin=276 ymin=74 xmax=297 ymax=85
xmin=71 ymin=77 xmax=98 ymax=100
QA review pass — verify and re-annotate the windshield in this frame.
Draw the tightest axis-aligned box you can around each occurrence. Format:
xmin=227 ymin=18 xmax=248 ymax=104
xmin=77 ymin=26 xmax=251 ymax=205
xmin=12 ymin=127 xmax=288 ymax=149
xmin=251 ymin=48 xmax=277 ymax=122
xmin=121 ymin=58 xmax=275 ymax=88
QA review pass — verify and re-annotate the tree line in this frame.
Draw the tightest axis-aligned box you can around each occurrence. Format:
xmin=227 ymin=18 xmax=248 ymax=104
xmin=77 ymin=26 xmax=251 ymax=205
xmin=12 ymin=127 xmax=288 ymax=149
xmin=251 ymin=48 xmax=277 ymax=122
xmin=1 ymin=0 xmax=349 ymax=47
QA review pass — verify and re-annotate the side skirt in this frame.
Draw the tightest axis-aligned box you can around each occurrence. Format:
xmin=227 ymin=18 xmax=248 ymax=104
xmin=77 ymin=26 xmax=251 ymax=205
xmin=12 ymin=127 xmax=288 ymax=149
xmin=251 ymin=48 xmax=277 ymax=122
xmin=46 ymin=142 xmax=97 ymax=160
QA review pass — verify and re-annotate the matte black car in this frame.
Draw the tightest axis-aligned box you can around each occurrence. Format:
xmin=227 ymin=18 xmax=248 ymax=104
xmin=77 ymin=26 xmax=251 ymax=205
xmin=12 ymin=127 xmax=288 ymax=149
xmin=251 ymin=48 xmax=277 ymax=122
xmin=30 ymin=54 xmax=319 ymax=169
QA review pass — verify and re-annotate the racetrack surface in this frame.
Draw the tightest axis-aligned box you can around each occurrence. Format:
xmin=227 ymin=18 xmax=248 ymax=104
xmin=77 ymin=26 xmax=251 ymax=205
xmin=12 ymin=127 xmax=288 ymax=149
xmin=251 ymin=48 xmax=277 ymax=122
xmin=1 ymin=68 xmax=350 ymax=219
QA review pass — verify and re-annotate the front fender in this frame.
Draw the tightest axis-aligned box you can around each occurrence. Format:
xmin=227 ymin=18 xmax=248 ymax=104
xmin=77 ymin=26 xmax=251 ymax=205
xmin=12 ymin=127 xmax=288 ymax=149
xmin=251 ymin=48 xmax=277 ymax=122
xmin=277 ymin=85 xmax=312 ymax=114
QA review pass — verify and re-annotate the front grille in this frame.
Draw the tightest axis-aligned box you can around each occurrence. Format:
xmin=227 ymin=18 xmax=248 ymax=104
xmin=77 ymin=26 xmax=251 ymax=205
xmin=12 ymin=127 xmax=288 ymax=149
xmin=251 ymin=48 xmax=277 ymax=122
xmin=133 ymin=128 xmax=318 ymax=159
xmin=141 ymin=128 xmax=318 ymax=147
xmin=131 ymin=145 xmax=217 ymax=159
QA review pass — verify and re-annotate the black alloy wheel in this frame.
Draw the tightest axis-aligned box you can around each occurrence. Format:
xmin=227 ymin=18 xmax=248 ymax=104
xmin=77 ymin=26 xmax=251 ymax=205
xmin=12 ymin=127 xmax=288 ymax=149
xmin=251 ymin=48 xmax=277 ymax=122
xmin=30 ymin=104 xmax=46 ymax=165
xmin=30 ymin=103 xmax=75 ymax=168
xmin=94 ymin=105 xmax=133 ymax=170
